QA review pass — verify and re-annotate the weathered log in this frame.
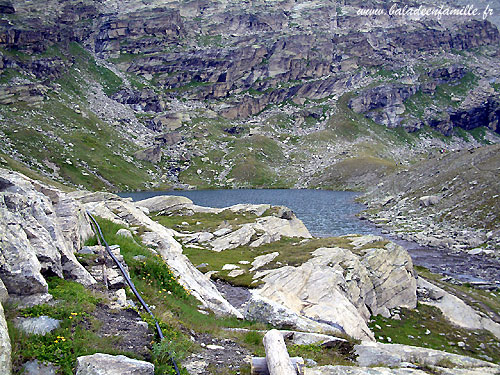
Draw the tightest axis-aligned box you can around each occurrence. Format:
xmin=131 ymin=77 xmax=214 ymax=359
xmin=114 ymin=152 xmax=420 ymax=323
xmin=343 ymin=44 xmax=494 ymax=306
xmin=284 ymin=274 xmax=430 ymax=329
xmin=262 ymin=329 xmax=297 ymax=375
xmin=250 ymin=357 xmax=304 ymax=375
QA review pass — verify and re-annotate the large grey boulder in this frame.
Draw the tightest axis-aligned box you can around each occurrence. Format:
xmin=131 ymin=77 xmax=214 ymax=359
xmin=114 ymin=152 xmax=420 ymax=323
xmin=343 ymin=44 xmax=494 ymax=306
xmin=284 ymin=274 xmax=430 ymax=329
xmin=75 ymin=353 xmax=154 ymax=375
xmin=355 ymin=342 xmax=499 ymax=370
xmin=135 ymin=195 xmax=193 ymax=213
xmin=0 ymin=169 xmax=96 ymax=303
xmin=0 ymin=206 xmax=49 ymax=296
xmin=250 ymin=252 xmax=279 ymax=272
xmin=254 ymin=238 xmax=416 ymax=341
xmin=0 ymin=303 xmax=11 ymax=375
xmin=419 ymin=195 xmax=440 ymax=207
xmin=242 ymin=292 xmax=343 ymax=335
xmin=210 ymin=216 xmax=311 ymax=252
xmin=211 ymin=224 xmax=256 ymax=252
xmin=22 ymin=359 xmax=58 ymax=375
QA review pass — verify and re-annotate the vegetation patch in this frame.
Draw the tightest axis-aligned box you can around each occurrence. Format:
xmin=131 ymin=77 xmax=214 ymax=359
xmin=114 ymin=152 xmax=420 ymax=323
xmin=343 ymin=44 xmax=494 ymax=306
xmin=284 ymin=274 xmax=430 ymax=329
xmin=6 ymin=278 xmax=130 ymax=375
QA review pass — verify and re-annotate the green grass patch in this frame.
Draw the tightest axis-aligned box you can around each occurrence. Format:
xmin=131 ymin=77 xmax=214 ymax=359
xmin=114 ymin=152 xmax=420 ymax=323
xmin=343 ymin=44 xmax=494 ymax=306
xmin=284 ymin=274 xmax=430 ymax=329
xmin=68 ymin=42 xmax=123 ymax=96
xmin=182 ymin=236 xmax=358 ymax=288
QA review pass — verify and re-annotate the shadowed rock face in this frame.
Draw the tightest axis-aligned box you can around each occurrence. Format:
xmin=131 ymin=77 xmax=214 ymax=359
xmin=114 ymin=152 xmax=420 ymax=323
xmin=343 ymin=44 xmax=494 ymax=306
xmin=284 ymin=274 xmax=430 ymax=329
xmin=0 ymin=169 xmax=96 ymax=302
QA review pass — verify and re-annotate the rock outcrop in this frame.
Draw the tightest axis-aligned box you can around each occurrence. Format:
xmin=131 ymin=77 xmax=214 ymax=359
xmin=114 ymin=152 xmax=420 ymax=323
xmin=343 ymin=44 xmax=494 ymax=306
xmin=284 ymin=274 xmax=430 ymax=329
xmin=349 ymin=84 xmax=419 ymax=129
xmin=135 ymin=195 xmax=193 ymax=213
xmin=355 ymin=341 xmax=500 ymax=370
xmin=80 ymin=192 xmax=242 ymax=318
xmin=210 ymin=215 xmax=312 ymax=252
xmin=75 ymin=353 xmax=154 ymax=375
xmin=252 ymin=238 xmax=417 ymax=341
xmin=0 ymin=169 xmax=96 ymax=305
xmin=417 ymin=278 xmax=500 ymax=340
xmin=0 ymin=168 xmax=241 ymax=319
xmin=242 ymin=292 xmax=344 ymax=336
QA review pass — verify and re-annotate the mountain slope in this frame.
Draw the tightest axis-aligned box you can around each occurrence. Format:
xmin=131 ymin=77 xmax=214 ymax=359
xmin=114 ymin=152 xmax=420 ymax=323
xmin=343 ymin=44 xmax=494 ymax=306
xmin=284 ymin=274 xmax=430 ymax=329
xmin=0 ymin=0 xmax=499 ymax=191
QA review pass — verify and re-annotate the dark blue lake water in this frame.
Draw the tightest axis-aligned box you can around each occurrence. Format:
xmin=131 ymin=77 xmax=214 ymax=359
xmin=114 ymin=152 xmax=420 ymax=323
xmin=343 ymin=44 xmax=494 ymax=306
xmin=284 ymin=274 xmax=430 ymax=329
xmin=119 ymin=189 xmax=379 ymax=237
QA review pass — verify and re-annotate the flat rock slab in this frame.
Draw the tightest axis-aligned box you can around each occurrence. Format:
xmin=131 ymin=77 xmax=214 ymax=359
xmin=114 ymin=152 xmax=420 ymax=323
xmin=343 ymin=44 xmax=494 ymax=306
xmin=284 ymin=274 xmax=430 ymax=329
xmin=76 ymin=353 xmax=154 ymax=375
xmin=355 ymin=342 xmax=499 ymax=369
xmin=16 ymin=316 xmax=60 ymax=335
xmin=306 ymin=365 xmax=428 ymax=374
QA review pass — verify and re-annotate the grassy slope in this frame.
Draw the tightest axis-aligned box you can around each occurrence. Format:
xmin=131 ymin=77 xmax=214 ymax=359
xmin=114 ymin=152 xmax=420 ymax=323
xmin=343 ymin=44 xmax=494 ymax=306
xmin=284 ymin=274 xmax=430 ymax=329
xmin=0 ymin=43 xmax=157 ymax=192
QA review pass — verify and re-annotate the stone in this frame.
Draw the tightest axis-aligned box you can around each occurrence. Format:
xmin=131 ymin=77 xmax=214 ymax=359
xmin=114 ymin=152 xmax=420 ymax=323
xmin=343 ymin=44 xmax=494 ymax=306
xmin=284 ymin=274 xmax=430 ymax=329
xmin=16 ymin=316 xmax=61 ymax=335
xmin=8 ymin=293 xmax=53 ymax=309
xmin=79 ymin=246 xmax=99 ymax=255
xmin=22 ymin=359 xmax=58 ymax=375
xmin=213 ymin=227 xmax=232 ymax=237
xmin=417 ymin=278 xmax=500 ymax=339
xmin=0 ymin=207 xmax=49 ymax=296
xmin=75 ymin=353 xmax=154 ymax=375
xmin=227 ymin=203 xmax=271 ymax=216
xmin=0 ymin=169 xmax=96 ymax=298
xmin=116 ymin=229 xmax=133 ymax=239
xmin=242 ymin=292 xmax=343 ymax=336
xmin=184 ymin=232 xmax=214 ymax=243
xmin=210 ymin=215 xmax=311 ymax=252
xmin=227 ymin=269 xmax=245 ymax=278
xmin=307 ymin=365 xmax=428 ymax=374
xmin=133 ymin=145 xmax=162 ymax=164
xmin=250 ymin=252 xmax=279 ymax=272
xmin=222 ymin=264 xmax=240 ymax=271
xmin=419 ymin=195 xmax=441 ymax=207
xmin=0 ymin=303 xmax=11 ymax=375
xmin=0 ymin=278 xmax=8 ymax=304
xmin=211 ymin=225 xmax=256 ymax=252
xmin=109 ymin=289 xmax=129 ymax=309
xmin=345 ymin=235 xmax=385 ymax=249
xmin=467 ymin=248 xmax=483 ymax=255
xmin=355 ymin=342 xmax=498 ymax=369
xmin=135 ymin=195 xmax=192 ymax=213
xmin=206 ymin=344 xmax=224 ymax=350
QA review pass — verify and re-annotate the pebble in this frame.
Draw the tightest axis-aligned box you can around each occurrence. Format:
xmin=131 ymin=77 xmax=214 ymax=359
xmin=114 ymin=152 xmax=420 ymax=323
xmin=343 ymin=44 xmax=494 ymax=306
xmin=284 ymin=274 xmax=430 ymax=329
xmin=206 ymin=344 xmax=225 ymax=350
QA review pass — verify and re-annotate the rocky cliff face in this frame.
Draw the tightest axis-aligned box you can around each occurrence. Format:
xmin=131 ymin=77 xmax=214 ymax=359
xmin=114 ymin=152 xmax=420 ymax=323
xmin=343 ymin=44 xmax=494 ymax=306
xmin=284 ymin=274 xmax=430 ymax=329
xmin=0 ymin=0 xmax=499 ymax=192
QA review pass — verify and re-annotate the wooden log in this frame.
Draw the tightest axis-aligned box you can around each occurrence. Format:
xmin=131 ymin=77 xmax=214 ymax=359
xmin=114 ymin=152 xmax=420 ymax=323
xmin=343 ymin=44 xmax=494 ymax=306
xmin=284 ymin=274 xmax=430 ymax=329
xmin=251 ymin=357 xmax=304 ymax=375
xmin=262 ymin=329 xmax=297 ymax=375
